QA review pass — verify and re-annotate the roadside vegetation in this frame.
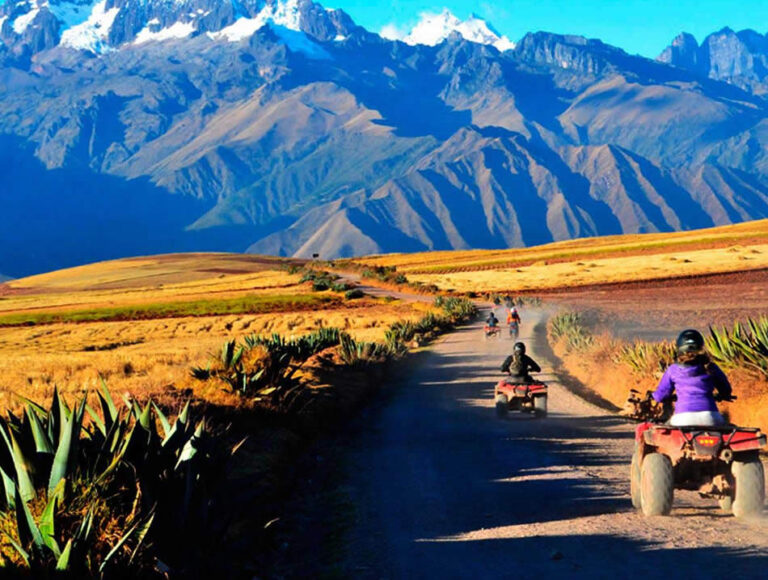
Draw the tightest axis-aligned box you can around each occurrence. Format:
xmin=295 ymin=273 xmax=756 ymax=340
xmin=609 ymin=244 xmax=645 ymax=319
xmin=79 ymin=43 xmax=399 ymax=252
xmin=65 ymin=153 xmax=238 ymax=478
xmin=0 ymin=254 xmax=476 ymax=575
xmin=548 ymin=311 xmax=768 ymax=431
xmin=0 ymin=383 xmax=234 ymax=576
xmin=190 ymin=297 xmax=476 ymax=416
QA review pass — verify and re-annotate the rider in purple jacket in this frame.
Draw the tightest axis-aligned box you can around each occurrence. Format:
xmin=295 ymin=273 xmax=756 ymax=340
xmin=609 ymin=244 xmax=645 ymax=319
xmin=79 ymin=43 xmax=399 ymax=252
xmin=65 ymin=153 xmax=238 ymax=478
xmin=652 ymin=329 xmax=732 ymax=426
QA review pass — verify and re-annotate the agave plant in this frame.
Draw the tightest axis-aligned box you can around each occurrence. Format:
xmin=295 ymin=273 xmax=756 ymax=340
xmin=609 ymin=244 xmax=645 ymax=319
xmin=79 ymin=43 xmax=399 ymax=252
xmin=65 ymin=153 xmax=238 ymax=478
xmin=707 ymin=317 xmax=768 ymax=378
xmin=548 ymin=311 xmax=594 ymax=351
xmin=339 ymin=333 xmax=391 ymax=365
xmin=614 ymin=341 xmax=676 ymax=375
xmin=0 ymin=381 xmax=237 ymax=576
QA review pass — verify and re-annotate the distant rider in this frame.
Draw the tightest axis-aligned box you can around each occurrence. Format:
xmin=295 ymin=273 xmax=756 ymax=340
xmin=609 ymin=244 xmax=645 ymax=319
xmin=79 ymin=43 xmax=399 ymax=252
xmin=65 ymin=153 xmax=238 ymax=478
xmin=652 ymin=329 xmax=732 ymax=426
xmin=501 ymin=342 xmax=541 ymax=384
xmin=507 ymin=307 xmax=521 ymax=326
xmin=486 ymin=312 xmax=499 ymax=328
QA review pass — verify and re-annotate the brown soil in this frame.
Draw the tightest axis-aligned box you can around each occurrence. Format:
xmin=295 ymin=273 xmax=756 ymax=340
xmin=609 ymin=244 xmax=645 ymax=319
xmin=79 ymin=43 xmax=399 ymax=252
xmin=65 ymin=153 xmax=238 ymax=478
xmin=542 ymin=268 xmax=768 ymax=341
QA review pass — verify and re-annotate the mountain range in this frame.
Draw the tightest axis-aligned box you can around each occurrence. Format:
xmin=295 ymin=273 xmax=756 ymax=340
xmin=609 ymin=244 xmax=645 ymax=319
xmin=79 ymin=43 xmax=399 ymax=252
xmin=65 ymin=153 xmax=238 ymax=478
xmin=2 ymin=0 xmax=768 ymax=276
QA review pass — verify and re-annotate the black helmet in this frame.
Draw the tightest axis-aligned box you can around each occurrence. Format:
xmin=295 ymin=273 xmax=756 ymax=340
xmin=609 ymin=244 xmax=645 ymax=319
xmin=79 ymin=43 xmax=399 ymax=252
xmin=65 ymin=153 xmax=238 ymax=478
xmin=676 ymin=329 xmax=704 ymax=354
xmin=513 ymin=342 xmax=526 ymax=354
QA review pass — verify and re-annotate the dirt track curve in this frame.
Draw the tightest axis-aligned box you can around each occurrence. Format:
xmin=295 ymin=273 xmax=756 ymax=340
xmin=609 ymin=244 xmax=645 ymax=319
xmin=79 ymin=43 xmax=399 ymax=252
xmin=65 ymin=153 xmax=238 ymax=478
xmin=294 ymin=306 xmax=768 ymax=578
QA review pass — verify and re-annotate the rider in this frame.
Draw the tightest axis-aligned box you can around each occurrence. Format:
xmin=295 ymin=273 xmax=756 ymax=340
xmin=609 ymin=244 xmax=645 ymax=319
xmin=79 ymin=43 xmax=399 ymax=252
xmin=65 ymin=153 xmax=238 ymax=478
xmin=486 ymin=312 xmax=499 ymax=329
xmin=652 ymin=329 xmax=732 ymax=426
xmin=507 ymin=306 xmax=521 ymax=326
xmin=501 ymin=342 xmax=541 ymax=383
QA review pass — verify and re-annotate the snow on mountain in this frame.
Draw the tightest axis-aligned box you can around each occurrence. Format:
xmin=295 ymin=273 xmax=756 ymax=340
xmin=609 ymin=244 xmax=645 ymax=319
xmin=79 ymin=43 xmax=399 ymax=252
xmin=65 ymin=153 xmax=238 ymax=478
xmin=59 ymin=1 xmax=119 ymax=52
xmin=12 ymin=8 xmax=39 ymax=33
xmin=134 ymin=21 xmax=196 ymax=44
xmin=398 ymin=9 xmax=515 ymax=52
xmin=211 ymin=0 xmax=301 ymax=42
xmin=271 ymin=25 xmax=330 ymax=58
xmin=49 ymin=0 xmax=99 ymax=29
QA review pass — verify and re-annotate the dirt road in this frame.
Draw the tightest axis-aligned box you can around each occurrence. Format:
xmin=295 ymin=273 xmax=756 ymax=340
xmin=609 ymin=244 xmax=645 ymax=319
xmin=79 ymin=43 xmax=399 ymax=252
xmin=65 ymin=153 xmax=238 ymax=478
xmin=308 ymin=307 xmax=768 ymax=578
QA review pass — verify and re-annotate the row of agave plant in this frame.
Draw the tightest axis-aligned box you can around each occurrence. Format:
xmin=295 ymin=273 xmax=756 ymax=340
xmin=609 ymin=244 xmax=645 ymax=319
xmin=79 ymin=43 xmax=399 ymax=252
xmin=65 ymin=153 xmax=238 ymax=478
xmin=0 ymin=382 xmax=235 ymax=576
xmin=614 ymin=318 xmax=768 ymax=379
xmin=706 ymin=317 xmax=768 ymax=379
xmin=614 ymin=341 xmax=677 ymax=376
xmin=192 ymin=298 xmax=477 ymax=406
xmin=550 ymin=311 xmax=768 ymax=380
xmin=548 ymin=311 xmax=595 ymax=352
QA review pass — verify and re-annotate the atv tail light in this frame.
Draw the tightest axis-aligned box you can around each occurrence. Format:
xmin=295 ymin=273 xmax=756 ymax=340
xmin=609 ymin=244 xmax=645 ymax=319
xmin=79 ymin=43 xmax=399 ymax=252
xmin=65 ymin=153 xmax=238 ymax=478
xmin=695 ymin=435 xmax=720 ymax=447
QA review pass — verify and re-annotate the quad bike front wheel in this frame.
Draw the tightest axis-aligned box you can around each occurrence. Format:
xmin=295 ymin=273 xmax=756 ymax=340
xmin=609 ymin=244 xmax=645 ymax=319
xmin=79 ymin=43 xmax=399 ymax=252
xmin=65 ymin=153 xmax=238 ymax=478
xmin=495 ymin=394 xmax=509 ymax=418
xmin=732 ymin=457 xmax=765 ymax=519
xmin=630 ymin=451 xmax=642 ymax=509
xmin=533 ymin=395 xmax=547 ymax=418
xmin=640 ymin=453 xmax=673 ymax=516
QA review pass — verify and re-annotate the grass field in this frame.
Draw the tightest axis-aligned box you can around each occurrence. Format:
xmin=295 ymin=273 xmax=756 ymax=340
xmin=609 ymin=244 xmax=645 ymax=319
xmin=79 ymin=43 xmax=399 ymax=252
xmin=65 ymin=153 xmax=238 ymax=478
xmin=0 ymin=254 xmax=436 ymax=411
xmin=346 ymin=220 xmax=768 ymax=292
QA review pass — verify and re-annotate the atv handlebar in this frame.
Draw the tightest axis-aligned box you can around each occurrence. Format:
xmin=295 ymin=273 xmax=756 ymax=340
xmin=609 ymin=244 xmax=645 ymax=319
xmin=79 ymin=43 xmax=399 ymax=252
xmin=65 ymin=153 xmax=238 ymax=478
xmin=715 ymin=394 xmax=738 ymax=402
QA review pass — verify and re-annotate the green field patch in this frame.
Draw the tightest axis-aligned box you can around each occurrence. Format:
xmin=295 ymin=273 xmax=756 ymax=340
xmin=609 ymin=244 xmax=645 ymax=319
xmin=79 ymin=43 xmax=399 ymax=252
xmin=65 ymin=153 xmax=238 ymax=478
xmin=0 ymin=293 xmax=337 ymax=327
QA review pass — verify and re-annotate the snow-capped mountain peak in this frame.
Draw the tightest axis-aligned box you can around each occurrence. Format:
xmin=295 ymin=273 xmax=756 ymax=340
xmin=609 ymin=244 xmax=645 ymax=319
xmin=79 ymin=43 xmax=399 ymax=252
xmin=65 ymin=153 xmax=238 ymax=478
xmin=59 ymin=0 xmax=120 ymax=53
xmin=211 ymin=0 xmax=302 ymax=42
xmin=400 ymin=9 xmax=515 ymax=52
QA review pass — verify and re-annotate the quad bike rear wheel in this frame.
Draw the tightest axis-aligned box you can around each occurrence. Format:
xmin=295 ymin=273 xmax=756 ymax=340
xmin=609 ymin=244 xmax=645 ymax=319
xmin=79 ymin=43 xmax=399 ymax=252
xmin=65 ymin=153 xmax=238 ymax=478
xmin=640 ymin=453 xmax=673 ymax=516
xmin=533 ymin=395 xmax=547 ymax=418
xmin=630 ymin=451 xmax=642 ymax=509
xmin=732 ymin=457 xmax=765 ymax=519
xmin=495 ymin=394 xmax=509 ymax=418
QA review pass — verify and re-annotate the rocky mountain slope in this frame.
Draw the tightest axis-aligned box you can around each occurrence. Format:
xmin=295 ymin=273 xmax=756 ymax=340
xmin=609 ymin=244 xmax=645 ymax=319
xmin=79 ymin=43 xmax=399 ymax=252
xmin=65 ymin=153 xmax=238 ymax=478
xmin=658 ymin=28 xmax=768 ymax=95
xmin=2 ymin=0 xmax=768 ymax=275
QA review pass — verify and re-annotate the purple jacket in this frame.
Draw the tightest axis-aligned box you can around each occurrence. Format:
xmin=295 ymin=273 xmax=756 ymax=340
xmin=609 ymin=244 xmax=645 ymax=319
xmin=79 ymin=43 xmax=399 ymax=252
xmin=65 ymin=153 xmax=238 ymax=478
xmin=652 ymin=362 xmax=732 ymax=414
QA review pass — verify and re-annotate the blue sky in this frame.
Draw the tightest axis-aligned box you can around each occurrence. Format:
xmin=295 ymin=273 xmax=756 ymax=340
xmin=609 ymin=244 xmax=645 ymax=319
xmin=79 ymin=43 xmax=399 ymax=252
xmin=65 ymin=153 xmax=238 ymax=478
xmin=329 ymin=0 xmax=768 ymax=57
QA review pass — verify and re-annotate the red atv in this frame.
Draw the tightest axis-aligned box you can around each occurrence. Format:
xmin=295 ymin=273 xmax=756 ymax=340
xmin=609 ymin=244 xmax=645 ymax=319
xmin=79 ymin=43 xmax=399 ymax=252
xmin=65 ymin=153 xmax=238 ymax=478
xmin=494 ymin=378 xmax=547 ymax=418
xmin=631 ymin=404 xmax=766 ymax=518
xmin=484 ymin=325 xmax=501 ymax=340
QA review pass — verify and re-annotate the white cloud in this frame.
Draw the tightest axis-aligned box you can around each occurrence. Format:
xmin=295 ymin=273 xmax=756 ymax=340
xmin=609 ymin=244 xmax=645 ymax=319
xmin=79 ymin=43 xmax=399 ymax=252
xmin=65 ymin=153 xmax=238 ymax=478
xmin=379 ymin=23 xmax=407 ymax=41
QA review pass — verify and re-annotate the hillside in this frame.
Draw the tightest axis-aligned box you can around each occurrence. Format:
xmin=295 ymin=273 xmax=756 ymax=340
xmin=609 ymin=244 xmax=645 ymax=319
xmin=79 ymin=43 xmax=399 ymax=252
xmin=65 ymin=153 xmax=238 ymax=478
xmin=349 ymin=219 xmax=768 ymax=292
xmin=3 ymin=1 xmax=768 ymax=275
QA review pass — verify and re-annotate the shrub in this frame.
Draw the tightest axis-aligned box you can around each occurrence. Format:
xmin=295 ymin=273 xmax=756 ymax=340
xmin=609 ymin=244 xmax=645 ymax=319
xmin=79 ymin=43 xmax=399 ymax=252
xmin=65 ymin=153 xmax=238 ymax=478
xmin=345 ymin=289 xmax=365 ymax=300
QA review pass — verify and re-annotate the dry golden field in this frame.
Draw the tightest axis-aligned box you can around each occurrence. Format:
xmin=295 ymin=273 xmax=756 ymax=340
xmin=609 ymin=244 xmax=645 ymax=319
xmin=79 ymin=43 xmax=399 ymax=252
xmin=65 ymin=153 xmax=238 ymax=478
xmin=0 ymin=254 xmax=436 ymax=411
xmin=349 ymin=219 xmax=768 ymax=292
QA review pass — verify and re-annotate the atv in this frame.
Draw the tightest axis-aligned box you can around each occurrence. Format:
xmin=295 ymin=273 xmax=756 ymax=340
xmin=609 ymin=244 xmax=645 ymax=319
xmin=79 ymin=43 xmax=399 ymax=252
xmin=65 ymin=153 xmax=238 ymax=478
xmin=629 ymin=394 xmax=766 ymax=518
xmin=494 ymin=378 xmax=547 ymax=418
xmin=484 ymin=325 xmax=501 ymax=340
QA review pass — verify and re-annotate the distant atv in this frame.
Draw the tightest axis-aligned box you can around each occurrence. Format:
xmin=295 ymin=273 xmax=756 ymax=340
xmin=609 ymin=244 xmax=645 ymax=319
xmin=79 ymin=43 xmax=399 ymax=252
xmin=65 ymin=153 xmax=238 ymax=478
xmin=627 ymin=392 xmax=766 ymax=518
xmin=484 ymin=325 xmax=501 ymax=340
xmin=494 ymin=378 xmax=547 ymax=418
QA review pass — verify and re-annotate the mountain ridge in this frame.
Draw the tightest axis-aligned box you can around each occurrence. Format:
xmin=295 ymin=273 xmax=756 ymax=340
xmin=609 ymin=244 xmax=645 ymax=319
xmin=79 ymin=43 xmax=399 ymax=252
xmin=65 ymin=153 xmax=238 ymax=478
xmin=2 ymin=1 xmax=768 ymax=274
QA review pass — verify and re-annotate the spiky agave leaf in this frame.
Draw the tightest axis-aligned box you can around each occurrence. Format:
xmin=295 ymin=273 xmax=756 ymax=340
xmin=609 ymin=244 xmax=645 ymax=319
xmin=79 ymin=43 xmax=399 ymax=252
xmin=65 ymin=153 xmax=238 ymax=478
xmin=25 ymin=408 xmax=53 ymax=455
xmin=55 ymin=539 xmax=72 ymax=571
xmin=38 ymin=480 xmax=65 ymax=557
xmin=48 ymin=398 xmax=85 ymax=497
xmin=2 ymin=429 xmax=35 ymax=503
xmin=14 ymin=486 xmax=46 ymax=556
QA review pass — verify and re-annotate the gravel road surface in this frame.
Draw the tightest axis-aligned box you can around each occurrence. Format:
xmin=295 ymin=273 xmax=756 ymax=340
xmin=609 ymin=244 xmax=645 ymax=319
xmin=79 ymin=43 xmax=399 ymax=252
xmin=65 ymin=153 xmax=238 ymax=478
xmin=323 ymin=307 xmax=768 ymax=578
